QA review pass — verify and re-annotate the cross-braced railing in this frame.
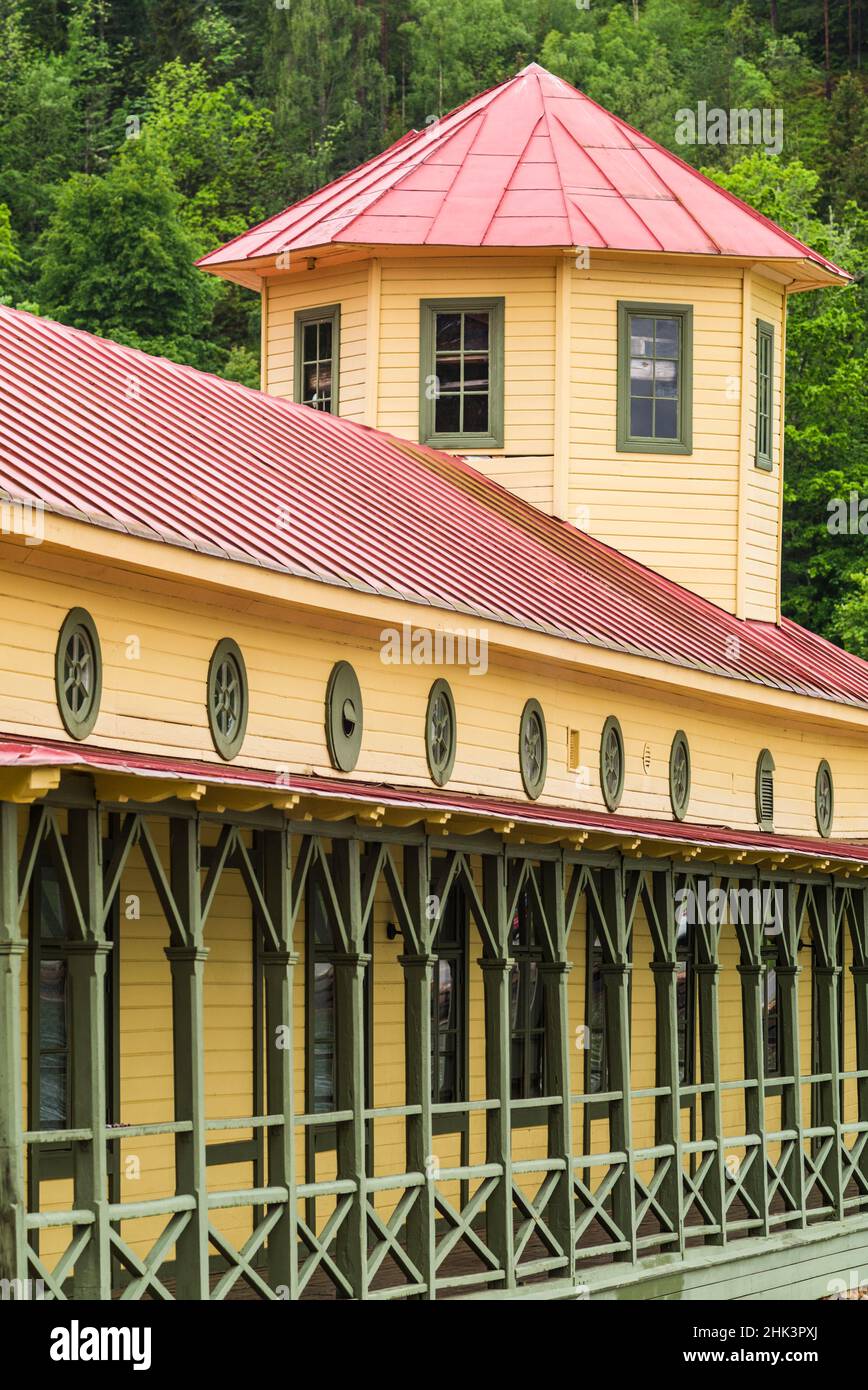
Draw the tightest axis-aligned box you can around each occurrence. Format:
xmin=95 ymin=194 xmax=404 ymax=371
xmin=3 ymin=797 xmax=868 ymax=1301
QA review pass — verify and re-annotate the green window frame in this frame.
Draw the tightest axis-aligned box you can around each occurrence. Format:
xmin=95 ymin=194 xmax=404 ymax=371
xmin=294 ymin=304 xmax=340 ymax=413
xmin=207 ymin=637 xmax=249 ymax=761
xmin=815 ymin=759 xmax=834 ymax=838
xmin=617 ymin=301 xmax=693 ymax=454
xmin=676 ymin=924 xmax=696 ymax=1095
xmin=600 ymin=714 xmax=625 ymax=812
xmin=55 ymin=607 xmax=102 ymax=740
xmin=519 ymin=698 xmax=547 ymax=801
xmin=27 ymin=850 xmax=119 ymax=1191
xmin=509 ymin=886 xmax=546 ymax=1104
xmin=762 ymin=941 xmax=780 ymax=1079
xmin=304 ymin=863 xmax=372 ymax=1156
xmin=755 ymin=319 xmax=774 ymax=471
xmin=811 ymin=932 xmax=845 ymax=1126
xmin=584 ymin=922 xmax=635 ymax=1122
xmin=325 ymin=661 xmax=363 ymax=773
xmin=756 ymin=748 xmax=775 ymax=831
xmin=669 ymin=729 xmax=691 ymax=822
xmin=426 ymin=678 xmax=457 ymax=787
xmin=586 ymin=924 xmax=607 ymax=1099
xmin=431 ymin=887 xmax=468 ymax=1133
xmin=419 ymin=297 xmax=504 ymax=449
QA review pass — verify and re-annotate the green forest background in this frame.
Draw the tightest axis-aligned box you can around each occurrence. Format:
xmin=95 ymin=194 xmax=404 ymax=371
xmin=0 ymin=0 xmax=865 ymax=649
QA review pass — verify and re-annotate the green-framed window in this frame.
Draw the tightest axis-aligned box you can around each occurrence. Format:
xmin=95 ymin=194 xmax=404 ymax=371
xmin=27 ymin=853 xmax=119 ymax=1188
xmin=756 ymin=748 xmax=775 ymax=831
xmin=755 ymin=319 xmax=774 ymax=470
xmin=304 ymin=862 xmax=371 ymax=1155
xmin=586 ymin=925 xmax=607 ymax=1097
xmin=431 ymin=888 xmax=467 ymax=1118
xmin=294 ymin=304 xmax=340 ymax=413
xmin=509 ymin=887 xmax=545 ymax=1100
xmin=762 ymin=942 xmax=780 ymax=1078
xmin=676 ymin=923 xmax=696 ymax=1091
xmin=419 ymin=297 xmax=504 ymax=449
xmin=617 ymin=301 xmax=693 ymax=454
xmin=811 ymin=932 xmax=845 ymax=1123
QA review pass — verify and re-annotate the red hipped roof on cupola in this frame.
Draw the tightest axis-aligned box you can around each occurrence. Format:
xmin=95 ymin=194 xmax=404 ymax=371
xmin=198 ymin=62 xmax=847 ymax=280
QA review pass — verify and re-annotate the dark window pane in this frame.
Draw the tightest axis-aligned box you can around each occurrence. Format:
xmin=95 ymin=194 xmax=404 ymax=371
xmin=463 ymin=393 xmax=489 ymax=433
xmin=510 ymin=1037 xmax=525 ymax=1098
xmin=509 ymin=963 xmax=521 ymax=1030
xmin=655 ymin=399 xmax=678 ymax=438
xmin=40 ymin=960 xmax=67 ymax=1049
xmin=462 ymin=355 xmax=489 ymax=392
xmin=435 ymin=313 xmax=461 ymax=350
xmin=313 ymin=962 xmax=336 ymax=1111
xmin=437 ymin=959 xmax=455 ymax=1029
xmin=765 ymin=964 xmax=778 ymax=1074
xmin=631 ymin=397 xmax=652 ymax=436
xmin=528 ymin=1035 xmax=545 ymax=1097
xmin=630 ymin=316 xmax=654 ymax=352
xmin=303 ymin=323 xmax=318 ymax=361
xmin=319 ymin=321 xmax=332 ymax=359
xmin=436 ymin=356 xmax=461 ymax=391
xmin=676 ymin=960 xmax=689 ymax=1083
xmin=39 ymin=1053 xmax=67 ymax=1128
xmin=630 ymin=358 xmax=653 ymax=396
xmin=435 ymin=394 xmax=460 ymax=434
xmin=654 ymin=317 xmax=679 ymax=356
xmin=654 ymin=359 xmax=678 ymax=398
xmin=40 ymin=876 xmax=65 ymax=940
xmin=463 ymin=312 xmax=489 ymax=350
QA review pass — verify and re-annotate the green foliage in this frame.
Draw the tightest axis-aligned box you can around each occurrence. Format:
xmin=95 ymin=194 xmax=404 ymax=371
xmin=36 ymin=142 xmax=217 ymax=345
xmin=706 ymin=154 xmax=868 ymax=652
xmin=0 ymin=0 xmax=864 ymax=650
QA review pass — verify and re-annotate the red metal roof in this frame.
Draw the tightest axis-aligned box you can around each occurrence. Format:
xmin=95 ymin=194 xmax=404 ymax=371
xmin=198 ymin=63 xmax=847 ymax=279
xmin=2 ymin=303 xmax=868 ymax=708
xmin=1 ymin=733 xmax=865 ymax=867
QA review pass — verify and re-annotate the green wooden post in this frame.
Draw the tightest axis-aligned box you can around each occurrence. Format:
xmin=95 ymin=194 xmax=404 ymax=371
xmin=810 ymin=881 xmax=843 ymax=1220
xmin=331 ymin=836 xmax=370 ymax=1300
xmin=399 ymin=840 xmax=437 ymax=1299
xmin=166 ymin=816 xmax=210 ymax=1300
xmin=261 ymin=825 xmax=298 ymax=1297
xmin=0 ymin=801 xmax=26 ymax=1292
xmin=847 ymin=885 xmax=868 ymax=1200
xmin=539 ymin=856 xmax=576 ymax=1279
xmin=481 ymin=849 xmax=516 ymax=1289
xmin=735 ymin=877 xmax=770 ymax=1238
xmin=776 ymin=883 xmax=807 ymax=1227
xmin=598 ymin=865 xmax=636 ymax=1262
xmin=649 ymin=868 xmax=685 ymax=1258
xmin=692 ymin=875 xmax=726 ymax=1246
xmin=66 ymin=806 xmax=111 ymax=1300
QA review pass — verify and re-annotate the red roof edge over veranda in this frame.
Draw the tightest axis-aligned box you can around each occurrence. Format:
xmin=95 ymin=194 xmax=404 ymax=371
xmin=3 ymin=733 xmax=866 ymax=870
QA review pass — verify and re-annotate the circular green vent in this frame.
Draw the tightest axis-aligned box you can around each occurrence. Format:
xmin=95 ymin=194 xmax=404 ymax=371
xmin=426 ymin=678 xmax=457 ymax=786
xmin=815 ymin=760 xmax=834 ymax=838
xmin=326 ymin=661 xmax=363 ymax=772
xmin=600 ymin=715 xmax=625 ymax=812
xmin=669 ymin=730 xmax=691 ymax=822
xmin=519 ymin=699 xmax=547 ymax=800
xmin=55 ymin=607 xmax=102 ymax=740
xmin=207 ymin=638 xmax=249 ymax=760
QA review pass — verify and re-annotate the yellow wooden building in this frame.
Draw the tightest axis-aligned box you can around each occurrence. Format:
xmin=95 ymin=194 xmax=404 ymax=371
xmin=1 ymin=64 xmax=867 ymax=1302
